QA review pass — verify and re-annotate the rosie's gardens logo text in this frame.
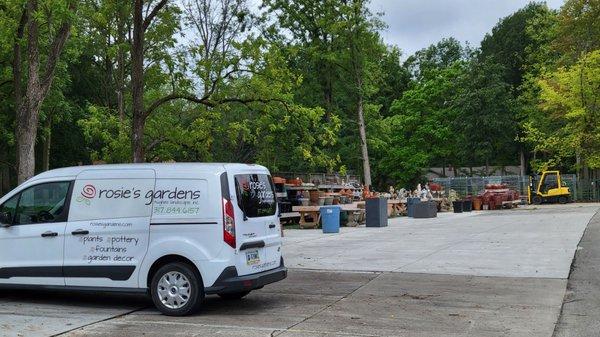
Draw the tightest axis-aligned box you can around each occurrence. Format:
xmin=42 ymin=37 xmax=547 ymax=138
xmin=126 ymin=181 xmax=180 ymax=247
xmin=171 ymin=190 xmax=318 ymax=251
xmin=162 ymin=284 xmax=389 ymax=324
xmin=76 ymin=184 xmax=201 ymax=205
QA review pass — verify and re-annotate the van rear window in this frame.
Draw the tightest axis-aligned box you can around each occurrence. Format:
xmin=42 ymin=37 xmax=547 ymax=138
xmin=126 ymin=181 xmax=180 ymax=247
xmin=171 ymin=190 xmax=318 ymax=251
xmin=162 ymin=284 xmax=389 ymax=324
xmin=234 ymin=174 xmax=276 ymax=217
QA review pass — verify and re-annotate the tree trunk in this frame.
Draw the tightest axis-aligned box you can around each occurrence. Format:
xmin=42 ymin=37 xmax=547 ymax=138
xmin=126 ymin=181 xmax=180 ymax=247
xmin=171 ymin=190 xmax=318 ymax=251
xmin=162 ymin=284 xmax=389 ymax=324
xmin=519 ymin=149 xmax=525 ymax=176
xmin=132 ymin=115 xmax=146 ymax=163
xmin=16 ymin=102 xmax=40 ymax=183
xmin=104 ymin=34 xmax=113 ymax=110
xmin=13 ymin=7 xmax=26 ymax=183
xmin=16 ymin=0 xmax=42 ymax=183
xmin=357 ymin=92 xmax=371 ymax=187
xmin=130 ymin=0 xmax=169 ymax=162
xmin=42 ymin=116 xmax=52 ymax=172
xmin=485 ymin=159 xmax=490 ymax=176
xmin=1 ymin=166 xmax=9 ymax=196
xmin=12 ymin=8 xmax=26 ymax=118
xmin=0 ymin=146 xmax=9 ymax=194
xmin=15 ymin=0 xmax=73 ymax=183
xmin=323 ymin=61 xmax=333 ymax=121
xmin=131 ymin=0 xmax=145 ymax=163
xmin=114 ymin=1 xmax=126 ymax=122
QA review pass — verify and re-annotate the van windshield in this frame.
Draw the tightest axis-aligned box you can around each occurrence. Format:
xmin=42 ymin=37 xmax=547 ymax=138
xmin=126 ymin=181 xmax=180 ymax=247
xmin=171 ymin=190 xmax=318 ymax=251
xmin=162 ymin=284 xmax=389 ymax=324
xmin=234 ymin=174 xmax=276 ymax=217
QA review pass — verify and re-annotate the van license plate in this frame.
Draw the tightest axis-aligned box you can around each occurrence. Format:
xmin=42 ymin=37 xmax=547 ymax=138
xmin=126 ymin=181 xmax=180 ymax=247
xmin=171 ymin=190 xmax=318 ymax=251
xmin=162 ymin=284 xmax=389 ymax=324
xmin=246 ymin=250 xmax=260 ymax=265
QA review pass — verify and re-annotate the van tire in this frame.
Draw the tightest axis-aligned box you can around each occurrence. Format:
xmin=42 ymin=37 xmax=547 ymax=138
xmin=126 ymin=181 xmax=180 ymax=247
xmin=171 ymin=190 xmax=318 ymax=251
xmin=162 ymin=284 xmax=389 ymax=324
xmin=150 ymin=262 xmax=204 ymax=316
xmin=218 ymin=290 xmax=251 ymax=300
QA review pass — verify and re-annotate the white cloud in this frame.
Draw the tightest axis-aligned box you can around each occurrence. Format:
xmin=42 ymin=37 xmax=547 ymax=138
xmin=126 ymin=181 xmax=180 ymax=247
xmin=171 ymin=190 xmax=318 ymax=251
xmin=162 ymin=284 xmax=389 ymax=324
xmin=370 ymin=0 xmax=565 ymax=58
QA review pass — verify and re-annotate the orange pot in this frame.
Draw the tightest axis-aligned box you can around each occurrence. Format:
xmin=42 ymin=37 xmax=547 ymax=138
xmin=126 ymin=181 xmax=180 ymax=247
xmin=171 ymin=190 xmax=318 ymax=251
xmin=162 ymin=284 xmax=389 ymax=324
xmin=473 ymin=197 xmax=482 ymax=211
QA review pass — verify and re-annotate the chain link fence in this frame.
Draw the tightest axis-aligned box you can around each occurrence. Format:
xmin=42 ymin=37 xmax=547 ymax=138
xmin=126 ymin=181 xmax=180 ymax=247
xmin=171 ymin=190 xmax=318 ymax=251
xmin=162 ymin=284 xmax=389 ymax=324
xmin=430 ymin=174 xmax=595 ymax=201
xmin=575 ymin=179 xmax=600 ymax=201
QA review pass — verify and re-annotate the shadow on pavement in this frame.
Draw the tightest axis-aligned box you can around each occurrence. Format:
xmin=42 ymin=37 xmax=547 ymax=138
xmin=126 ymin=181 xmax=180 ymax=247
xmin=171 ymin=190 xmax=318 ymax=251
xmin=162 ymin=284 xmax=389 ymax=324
xmin=0 ymin=288 xmax=152 ymax=309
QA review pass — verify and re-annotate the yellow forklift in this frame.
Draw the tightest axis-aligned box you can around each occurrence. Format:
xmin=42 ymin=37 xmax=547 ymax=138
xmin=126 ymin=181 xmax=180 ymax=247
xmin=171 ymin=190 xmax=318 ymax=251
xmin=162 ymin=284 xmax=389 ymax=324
xmin=528 ymin=170 xmax=571 ymax=204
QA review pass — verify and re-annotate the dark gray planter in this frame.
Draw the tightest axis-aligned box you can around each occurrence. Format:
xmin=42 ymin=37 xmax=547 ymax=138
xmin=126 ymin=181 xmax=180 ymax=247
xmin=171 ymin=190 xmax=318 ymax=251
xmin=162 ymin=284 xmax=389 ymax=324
xmin=452 ymin=201 xmax=463 ymax=213
xmin=462 ymin=200 xmax=473 ymax=212
xmin=407 ymin=197 xmax=421 ymax=218
xmin=413 ymin=201 xmax=438 ymax=218
xmin=366 ymin=197 xmax=388 ymax=227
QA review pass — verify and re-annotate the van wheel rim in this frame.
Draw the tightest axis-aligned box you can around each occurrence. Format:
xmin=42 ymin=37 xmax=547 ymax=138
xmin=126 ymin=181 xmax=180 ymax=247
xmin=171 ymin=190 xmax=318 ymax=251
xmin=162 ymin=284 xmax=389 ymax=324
xmin=157 ymin=271 xmax=191 ymax=309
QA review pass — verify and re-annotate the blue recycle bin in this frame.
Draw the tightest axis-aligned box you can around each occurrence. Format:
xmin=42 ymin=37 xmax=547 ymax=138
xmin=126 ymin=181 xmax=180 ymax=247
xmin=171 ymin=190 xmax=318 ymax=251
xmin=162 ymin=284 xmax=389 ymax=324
xmin=320 ymin=205 xmax=341 ymax=233
xmin=407 ymin=197 xmax=421 ymax=217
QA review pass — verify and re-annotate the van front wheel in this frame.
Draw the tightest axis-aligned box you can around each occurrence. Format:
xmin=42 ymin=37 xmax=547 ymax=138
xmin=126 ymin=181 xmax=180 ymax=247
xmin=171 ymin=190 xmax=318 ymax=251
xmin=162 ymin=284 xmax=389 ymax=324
xmin=218 ymin=290 xmax=251 ymax=300
xmin=150 ymin=262 xmax=204 ymax=316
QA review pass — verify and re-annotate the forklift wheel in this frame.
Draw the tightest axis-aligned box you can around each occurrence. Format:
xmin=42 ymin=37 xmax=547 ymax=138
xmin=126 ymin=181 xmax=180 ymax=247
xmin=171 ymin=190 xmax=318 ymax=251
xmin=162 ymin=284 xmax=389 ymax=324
xmin=558 ymin=196 xmax=568 ymax=204
xmin=532 ymin=196 xmax=543 ymax=205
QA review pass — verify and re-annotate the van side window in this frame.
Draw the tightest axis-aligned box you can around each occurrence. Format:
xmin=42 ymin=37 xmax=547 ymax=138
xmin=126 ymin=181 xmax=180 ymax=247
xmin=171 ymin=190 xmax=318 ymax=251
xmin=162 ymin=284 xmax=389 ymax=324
xmin=234 ymin=174 xmax=276 ymax=217
xmin=15 ymin=182 xmax=70 ymax=225
xmin=0 ymin=194 xmax=19 ymax=224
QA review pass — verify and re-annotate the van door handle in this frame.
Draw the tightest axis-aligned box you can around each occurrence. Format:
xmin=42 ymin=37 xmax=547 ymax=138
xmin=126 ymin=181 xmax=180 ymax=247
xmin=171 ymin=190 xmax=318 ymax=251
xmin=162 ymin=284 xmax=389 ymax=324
xmin=239 ymin=240 xmax=265 ymax=251
xmin=269 ymin=224 xmax=276 ymax=229
xmin=71 ymin=229 xmax=89 ymax=235
xmin=41 ymin=231 xmax=58 ymax=238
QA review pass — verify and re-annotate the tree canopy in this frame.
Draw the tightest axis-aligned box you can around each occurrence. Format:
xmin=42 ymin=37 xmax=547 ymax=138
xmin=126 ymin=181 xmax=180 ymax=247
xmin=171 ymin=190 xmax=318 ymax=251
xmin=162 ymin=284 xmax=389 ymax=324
xmin=0 ymin=0 xmax=598 ymax=194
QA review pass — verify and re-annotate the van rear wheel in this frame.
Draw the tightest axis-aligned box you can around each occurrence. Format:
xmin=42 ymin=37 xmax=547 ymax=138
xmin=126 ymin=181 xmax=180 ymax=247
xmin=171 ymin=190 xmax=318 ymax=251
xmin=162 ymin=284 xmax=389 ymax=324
xmin=150 ymin=262 xmax=204 ymax=316
xmin=218 ymin=290 xmax=251 ymax=300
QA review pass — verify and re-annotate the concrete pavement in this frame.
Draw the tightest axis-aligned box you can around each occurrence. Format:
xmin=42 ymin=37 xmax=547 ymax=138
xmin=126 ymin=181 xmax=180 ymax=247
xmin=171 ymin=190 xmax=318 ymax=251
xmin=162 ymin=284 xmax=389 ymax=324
xmin=283 ymin=204 xmax=597 ymax=278
xmin=0 ymin=291 xmax=146 ymax=337
xmin=0 ymin=203 xmax=596 ymax=336
xmin=64 ymin=270 xmax=566 ymax=337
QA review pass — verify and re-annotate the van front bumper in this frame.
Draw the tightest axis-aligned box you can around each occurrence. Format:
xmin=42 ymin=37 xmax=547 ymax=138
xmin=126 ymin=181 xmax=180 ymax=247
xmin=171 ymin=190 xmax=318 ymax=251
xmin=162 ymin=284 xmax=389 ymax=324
xmin=205 ymin=259 xmax=287 ymax=294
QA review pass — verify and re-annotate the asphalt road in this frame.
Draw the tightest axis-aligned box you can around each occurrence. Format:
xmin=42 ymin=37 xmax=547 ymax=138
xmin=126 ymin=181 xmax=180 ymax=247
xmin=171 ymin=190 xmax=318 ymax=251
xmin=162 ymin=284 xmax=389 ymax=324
xmin=553 ymin=207 xmax=600 ymax=337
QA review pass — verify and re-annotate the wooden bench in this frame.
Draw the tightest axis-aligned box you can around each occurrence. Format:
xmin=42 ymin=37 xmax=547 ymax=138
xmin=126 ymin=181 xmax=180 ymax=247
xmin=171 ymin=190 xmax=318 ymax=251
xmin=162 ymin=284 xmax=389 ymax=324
xmin=292 ymin=205 xmax=367 ymax=229
xmin=387 ymin=199 xmax=405 ymax=217
xmin=355 ymin=199 xmax=406 ymax=217
xmin=292 ymin=206 xmax=321 ymax=229
xmin=342 ymin=207 xmax=365 ymax=227
xmin=279 ymin=212 xmax=301 ymax=225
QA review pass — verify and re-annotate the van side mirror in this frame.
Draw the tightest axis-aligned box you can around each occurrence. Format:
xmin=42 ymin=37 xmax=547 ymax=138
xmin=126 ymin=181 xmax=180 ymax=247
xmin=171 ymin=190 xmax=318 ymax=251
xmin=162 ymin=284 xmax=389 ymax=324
xmin=0 ymin=212 xmax=12 ymax=227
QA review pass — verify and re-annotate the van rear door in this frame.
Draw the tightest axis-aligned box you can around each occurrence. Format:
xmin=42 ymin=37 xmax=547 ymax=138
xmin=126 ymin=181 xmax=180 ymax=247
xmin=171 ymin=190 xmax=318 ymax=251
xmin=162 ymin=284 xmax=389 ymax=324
xmin=231 ymin=172 xmax=281 ymax=276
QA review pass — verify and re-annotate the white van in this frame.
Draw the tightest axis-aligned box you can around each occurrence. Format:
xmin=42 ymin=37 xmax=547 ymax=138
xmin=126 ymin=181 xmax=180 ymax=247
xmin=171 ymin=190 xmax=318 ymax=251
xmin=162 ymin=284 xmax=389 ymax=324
xmin=0 ymin=163 xmax=286 ymax=316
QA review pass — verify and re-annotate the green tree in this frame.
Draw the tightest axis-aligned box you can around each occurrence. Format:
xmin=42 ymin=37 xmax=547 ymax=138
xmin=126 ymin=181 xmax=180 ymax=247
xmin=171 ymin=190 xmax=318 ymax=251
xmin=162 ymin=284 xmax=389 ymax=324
xmin=553 ymin=0 xmax=600 ymax=64
xmin=522 ymin=50 xmax=600 ymax=173
xmin=455 ymin=57 xmax=518 ymax=173
xmin=263 ymin=0 xmax=342 ymax=118
xmin=480 ymin=2 xmax=555 ymax=91
xmin=375 ymin=46 xmax=411 ymax=118
xmin=404 ymin=37 xmax=465 ymax=80
xmin=479 ymin=2 xmax=558 ymax=175
xmin=381 ymin=63 xmax=463 ymax=185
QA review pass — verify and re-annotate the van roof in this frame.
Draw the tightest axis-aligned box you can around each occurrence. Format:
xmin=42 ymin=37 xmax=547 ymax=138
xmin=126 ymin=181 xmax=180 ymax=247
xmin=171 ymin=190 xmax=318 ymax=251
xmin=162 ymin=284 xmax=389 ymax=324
xmin=28 ymin=163 xmax=270 ymax=182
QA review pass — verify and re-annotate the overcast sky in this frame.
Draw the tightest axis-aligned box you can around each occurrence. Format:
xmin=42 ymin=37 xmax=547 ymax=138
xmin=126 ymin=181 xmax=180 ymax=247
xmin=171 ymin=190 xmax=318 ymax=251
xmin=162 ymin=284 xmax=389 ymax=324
xmin=370 ymin=0 xmax=565 ymax=58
